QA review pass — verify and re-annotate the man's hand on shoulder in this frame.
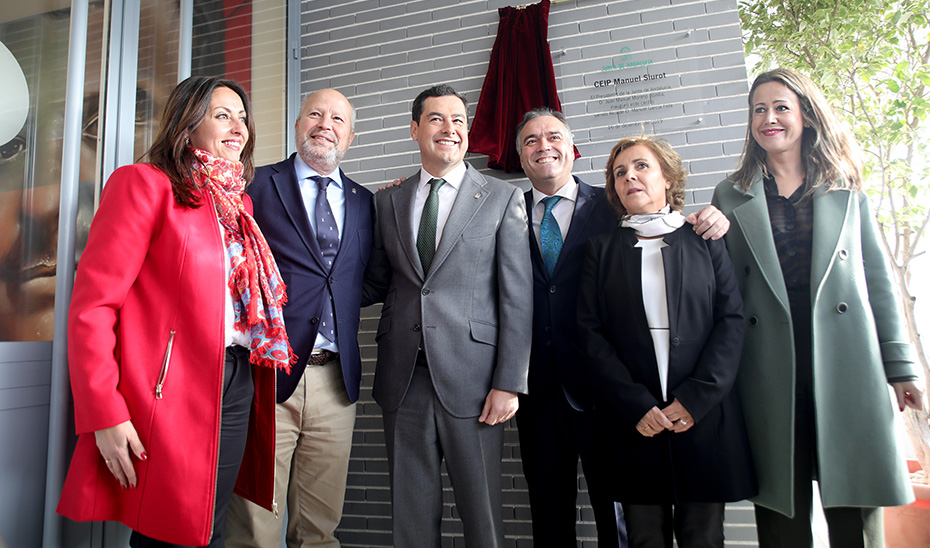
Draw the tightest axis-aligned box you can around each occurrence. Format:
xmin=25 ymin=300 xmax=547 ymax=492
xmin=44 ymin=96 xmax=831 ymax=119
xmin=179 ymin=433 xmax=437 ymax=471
xmin=377 ymin=177 xmax=405 ymax=192
xmin=686 ymin=205 xmax=730 ymax=241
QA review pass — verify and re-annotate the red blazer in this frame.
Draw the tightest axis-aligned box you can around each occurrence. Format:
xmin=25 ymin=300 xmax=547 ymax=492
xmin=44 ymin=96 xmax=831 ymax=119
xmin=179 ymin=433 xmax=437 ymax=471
xmin=57 ymin=164 xmax=276 ymax=546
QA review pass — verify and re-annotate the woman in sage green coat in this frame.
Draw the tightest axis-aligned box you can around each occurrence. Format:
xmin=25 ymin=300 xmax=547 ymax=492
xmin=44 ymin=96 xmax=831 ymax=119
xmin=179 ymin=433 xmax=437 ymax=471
xmin=712 ymin=68 xmax=923 ymax=548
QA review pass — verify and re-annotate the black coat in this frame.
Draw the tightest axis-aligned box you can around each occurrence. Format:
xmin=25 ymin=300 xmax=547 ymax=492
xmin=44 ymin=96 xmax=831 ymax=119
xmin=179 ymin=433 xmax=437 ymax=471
xmin=577 ymin=224 xmax=756 ymax=504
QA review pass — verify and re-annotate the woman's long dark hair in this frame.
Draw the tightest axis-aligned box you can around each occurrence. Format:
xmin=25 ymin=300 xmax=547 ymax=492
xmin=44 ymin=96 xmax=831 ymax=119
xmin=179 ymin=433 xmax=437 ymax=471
xmin=145 ymin=75 xmax=256 ymax=207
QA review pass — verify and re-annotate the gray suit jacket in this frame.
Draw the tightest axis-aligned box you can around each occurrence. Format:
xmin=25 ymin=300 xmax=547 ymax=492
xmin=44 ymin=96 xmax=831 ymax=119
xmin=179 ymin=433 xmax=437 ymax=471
xmin=363 ymin=163 xmax=532 ymax=418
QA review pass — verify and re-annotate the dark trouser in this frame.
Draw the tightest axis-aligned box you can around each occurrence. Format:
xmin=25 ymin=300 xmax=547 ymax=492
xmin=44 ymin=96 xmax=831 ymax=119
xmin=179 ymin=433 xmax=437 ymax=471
xmin=130 ymin=345 xmax=254 ymax=548
xmin=624 ymin=502 xmax=724 ymax=548
xmin=754 ymin=305 xmax=883 ymax=548
xmin=516 ymin=387 xmax=627 ymax=547
xmin=755 ymin=500 xmax=882 ymax=548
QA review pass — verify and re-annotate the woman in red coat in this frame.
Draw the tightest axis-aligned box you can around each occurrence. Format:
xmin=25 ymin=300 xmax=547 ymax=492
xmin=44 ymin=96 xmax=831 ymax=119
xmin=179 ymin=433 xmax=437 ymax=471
xmin=57 ymin=75 xmax=294 ymax=547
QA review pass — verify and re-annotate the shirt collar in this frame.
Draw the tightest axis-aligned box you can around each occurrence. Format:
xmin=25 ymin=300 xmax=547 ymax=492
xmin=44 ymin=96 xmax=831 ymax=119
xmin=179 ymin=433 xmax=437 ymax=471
xmin=531 ymin=176 xmax=578 ymax=209
xmin=762 ymin=174 xmax=807 ymax=204
xmin=762 ymin=174 xmax=778 ymax=197
xmin=294 ymin=153 xmax=344 ymax=189
xmin=418 ymin=161 xmax=466 ymax=192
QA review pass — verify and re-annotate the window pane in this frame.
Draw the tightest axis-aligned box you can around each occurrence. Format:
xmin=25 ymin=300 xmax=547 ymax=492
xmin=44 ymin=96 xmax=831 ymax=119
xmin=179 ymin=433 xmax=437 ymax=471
xmin=0 ymin=8 xmax=89 ymax=341
xmin=133 ymin=0 xmax=181 ymax=162
xmin=193 ymin=0 xmax=286 ymax=165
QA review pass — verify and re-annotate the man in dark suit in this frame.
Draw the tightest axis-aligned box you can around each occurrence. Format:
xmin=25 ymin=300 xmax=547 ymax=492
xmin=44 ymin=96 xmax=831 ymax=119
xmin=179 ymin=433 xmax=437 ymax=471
xmin=226 ymin=89 xmax=373 ymax=548
xmin=363 ymin=84 xmax=532 ymax=548
xmin=515 ymin=108 xmax=626 ymax=548
xmin=515 ymin=108 xmax=730 ymax=547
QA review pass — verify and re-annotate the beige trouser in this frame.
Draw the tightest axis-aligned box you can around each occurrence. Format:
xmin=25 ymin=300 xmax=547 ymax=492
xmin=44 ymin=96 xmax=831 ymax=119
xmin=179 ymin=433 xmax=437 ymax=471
xmin=226 ymin=358 xmax=357 ymax=548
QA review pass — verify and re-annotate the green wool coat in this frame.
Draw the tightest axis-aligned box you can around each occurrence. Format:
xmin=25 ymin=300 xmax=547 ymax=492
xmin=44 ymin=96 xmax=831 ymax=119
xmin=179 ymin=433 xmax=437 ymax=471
xmin=712 ymin=171 xmax=918 ymax=517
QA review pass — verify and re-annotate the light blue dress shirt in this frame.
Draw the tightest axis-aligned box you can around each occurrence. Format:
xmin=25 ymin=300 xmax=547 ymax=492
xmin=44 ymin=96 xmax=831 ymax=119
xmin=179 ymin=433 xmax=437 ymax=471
xmin=294 ymin=154 xmax=345 ymax=353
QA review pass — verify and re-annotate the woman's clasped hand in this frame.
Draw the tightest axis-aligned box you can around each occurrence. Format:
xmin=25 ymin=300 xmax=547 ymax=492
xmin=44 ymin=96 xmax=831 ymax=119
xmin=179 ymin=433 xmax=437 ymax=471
xmin=635 ymin=399 xmax=694 ymax=437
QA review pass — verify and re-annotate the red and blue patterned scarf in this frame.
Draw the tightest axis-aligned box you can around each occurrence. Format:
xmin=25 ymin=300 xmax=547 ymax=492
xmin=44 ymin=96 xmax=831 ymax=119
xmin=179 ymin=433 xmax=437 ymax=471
xmin=191 ymin=148 xmax=296 ymax=373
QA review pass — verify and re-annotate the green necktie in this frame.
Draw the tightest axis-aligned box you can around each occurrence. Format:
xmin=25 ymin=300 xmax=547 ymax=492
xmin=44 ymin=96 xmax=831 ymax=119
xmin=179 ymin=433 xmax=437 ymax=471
xmin=416 ymin=178 xmax=445 ymax=272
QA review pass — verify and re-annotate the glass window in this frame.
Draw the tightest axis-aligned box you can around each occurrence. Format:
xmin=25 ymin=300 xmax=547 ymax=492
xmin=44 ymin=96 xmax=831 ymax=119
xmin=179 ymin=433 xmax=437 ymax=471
xmin=133 ymin=0 xmax=181 ymax=162
xmin=0 ymin=0 xmax=285 ymax=342
xmin=0 ymin=6 xmax=101 ymax=342
xmin=192 ymin=0 xmax=286 ymax=165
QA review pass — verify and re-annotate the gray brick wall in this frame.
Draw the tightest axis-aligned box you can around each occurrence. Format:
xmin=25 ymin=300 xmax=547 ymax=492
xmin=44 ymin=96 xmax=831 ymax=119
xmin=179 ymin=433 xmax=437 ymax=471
xmin=302 ymin=0 xmax=749 ymax=207
xmin=300 ymin=1 xmax=758 ymax=546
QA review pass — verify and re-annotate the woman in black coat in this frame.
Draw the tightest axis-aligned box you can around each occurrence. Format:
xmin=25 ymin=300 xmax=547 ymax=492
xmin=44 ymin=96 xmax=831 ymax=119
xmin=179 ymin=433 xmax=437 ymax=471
xmin=577 ymin=136 xmax=756 ymax=548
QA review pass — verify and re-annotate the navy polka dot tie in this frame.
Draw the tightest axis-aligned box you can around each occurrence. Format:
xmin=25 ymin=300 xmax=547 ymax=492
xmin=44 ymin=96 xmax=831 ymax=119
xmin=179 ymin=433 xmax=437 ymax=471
xmin=312 ymin=176 xmax=339 ymax=342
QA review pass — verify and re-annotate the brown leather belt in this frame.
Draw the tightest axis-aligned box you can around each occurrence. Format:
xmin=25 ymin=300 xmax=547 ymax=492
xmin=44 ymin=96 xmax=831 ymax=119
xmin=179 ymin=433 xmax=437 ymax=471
xmin=307 ymin=349 xmax=338 ymax=366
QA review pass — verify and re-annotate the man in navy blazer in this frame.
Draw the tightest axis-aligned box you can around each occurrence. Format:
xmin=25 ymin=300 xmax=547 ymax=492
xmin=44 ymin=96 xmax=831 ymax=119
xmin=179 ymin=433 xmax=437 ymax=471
xmin=227 ymin=89 xmax=373 ymax=548
xmin=515 ymin=108 xmax=730 ymax=547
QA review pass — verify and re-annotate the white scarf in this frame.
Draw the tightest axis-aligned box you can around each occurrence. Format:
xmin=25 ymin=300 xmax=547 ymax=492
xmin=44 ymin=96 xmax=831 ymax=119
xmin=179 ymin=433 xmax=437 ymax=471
xmin=620 ymin=205 xmax=686 ymax=237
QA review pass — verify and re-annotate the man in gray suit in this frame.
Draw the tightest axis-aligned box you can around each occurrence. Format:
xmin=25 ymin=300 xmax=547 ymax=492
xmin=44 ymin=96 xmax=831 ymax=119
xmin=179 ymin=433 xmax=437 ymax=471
xmin=362 ymin=84 xmax=532 ymax=548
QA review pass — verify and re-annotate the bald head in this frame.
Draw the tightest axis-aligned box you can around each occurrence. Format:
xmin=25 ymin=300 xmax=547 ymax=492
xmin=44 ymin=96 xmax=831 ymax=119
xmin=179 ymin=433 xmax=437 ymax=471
xmin=295 ymin=89 xmax=356 ymax=175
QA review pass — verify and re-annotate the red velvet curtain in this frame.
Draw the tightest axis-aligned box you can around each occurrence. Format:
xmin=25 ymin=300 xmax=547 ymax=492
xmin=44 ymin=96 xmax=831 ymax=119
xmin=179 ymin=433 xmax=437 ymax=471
xmin=468 ymin=0 xmax=578 ymax=173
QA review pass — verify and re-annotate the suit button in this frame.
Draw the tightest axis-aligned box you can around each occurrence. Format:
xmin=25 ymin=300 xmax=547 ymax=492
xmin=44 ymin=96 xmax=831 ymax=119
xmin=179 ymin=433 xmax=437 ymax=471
xmin=329 ymin=277 xmax=335 ymax=284
xmin=311 ymin=318 xmax=319 ymax=325
xmin=413 ymin=324 xmax=421 ymax=331
xmin=670 ymin=337 xmax=680 ymax=348
xmin=544 ymin=326 xmax=551 ymax=333
xmin=839 ymin=249 xmax=849 ymax=259
xmin=748 ymin=316 xmax=759 ymax=326
xmin=549 ymin=285 xmax=557 ymax=294
xmin=744 ymin=266 xmax=750 ymax=276
xmin=836 ymin=302 xmax=848 ymax=314
xmin=422 ymin=288 xmax=430 ymax=296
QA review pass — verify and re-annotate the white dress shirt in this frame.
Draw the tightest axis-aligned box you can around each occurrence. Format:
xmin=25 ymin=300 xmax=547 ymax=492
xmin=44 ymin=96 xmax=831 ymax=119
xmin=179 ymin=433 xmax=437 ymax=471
xmin=530 ymin=177 xmax=578 ymax=249
xmin=295 ymin=154 xmax=347 ymax=237
xmin=221 ymin=224 xmax=252 ymax=349
xmin=411 ymin=162 xmax=466 ymax=249
xmin=637 ymin=237 xmax=671 ymax=400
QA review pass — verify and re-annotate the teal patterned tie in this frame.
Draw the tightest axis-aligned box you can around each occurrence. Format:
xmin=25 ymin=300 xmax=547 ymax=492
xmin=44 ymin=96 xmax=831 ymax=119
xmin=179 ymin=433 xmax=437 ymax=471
xmin=540 ymin=195 xmax=563 ymax=277
xmin=417 ymin=178 xmax=445 ymax=272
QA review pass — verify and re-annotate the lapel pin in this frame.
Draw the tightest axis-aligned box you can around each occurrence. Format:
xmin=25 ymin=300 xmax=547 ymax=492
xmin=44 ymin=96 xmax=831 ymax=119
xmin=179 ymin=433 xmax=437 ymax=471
xmin=474 ymin=193 xmax=481 ymax=199
xmin=352 ymin=188 xmax=357 ymax=194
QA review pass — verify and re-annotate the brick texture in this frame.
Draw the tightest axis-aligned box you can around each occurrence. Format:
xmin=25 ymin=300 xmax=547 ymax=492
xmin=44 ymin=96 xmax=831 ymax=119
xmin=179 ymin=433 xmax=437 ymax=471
xmin=299 ymin=1 xmax=758 ymax=546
